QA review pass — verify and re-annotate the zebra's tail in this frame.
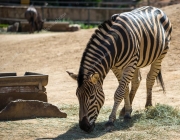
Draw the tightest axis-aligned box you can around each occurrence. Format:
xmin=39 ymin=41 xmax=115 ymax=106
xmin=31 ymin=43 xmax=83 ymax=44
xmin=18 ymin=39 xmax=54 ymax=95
xmin=156 ymin=70 xmax=166 ymax=94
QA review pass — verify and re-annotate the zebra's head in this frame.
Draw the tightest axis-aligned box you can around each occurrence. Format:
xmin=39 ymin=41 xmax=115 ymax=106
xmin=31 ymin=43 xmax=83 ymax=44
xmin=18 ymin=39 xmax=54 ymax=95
xmin=67 ymin=71 xmax=105 ymax=132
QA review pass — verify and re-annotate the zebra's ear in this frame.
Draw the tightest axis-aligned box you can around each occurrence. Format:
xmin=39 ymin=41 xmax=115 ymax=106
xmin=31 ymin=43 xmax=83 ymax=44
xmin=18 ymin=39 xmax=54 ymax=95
xmin=66 ymin=71 xmax=78 ymax=81
xmin=111 ymin=14 xmax=119 ymax=21
xmin=90 ymin=72 xmax=99 ymax=84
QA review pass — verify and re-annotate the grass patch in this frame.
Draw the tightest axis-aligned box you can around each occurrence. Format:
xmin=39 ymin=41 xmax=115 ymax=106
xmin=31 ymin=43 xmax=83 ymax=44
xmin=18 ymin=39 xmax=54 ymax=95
xmin=0 ymin=104 xmax=180 ymax=140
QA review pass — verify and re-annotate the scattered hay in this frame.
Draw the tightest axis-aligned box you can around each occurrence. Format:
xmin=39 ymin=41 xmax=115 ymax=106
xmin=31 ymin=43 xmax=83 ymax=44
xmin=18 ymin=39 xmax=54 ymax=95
xmin=133 ymin=104 xmax=180 ymax=127
xmin=145 ymin=103 xmax=180 ymax=120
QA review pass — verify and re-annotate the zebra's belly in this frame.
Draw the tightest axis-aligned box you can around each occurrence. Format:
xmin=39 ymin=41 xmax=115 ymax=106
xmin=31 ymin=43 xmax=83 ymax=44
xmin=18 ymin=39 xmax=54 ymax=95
xmin=136 ymin=44 xmax=164 ymax=68
xmin=136 ymin=55 xmax=155 ymax=68
xmin=137 ymin=35 xmax=165 ymax=68
xmin=137 ymin=60 xmax=153 ymax=68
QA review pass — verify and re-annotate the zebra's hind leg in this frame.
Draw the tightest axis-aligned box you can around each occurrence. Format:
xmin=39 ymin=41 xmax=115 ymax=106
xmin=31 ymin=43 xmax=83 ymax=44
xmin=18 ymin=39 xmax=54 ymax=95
xmin=120 ymin=68 xmax=141 ymax=117
xmin=146 ymin=65 xmax=159 ymax=107
xmin=146 ymin=61 xmax=163 ymax=107
xmin=146 ymin=45 xmax=168 ymax=107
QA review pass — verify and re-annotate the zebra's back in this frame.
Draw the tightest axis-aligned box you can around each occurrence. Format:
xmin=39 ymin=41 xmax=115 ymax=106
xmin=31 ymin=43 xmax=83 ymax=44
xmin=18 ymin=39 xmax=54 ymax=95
xmin=111 ymin=6 xmax=172 ymax=68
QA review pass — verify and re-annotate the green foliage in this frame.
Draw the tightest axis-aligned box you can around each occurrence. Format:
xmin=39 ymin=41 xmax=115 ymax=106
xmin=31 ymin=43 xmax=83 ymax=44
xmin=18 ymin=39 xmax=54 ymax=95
xmin=79 ymin=23 xmax=98 ymax=29
xmin=0 ymin=24 xmax=8 ymax=28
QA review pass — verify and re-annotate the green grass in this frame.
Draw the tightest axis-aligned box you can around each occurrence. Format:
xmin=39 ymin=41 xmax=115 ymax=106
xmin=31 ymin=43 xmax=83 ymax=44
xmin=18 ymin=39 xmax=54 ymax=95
xmin=0 ymin=104 xmax=180 ymax=140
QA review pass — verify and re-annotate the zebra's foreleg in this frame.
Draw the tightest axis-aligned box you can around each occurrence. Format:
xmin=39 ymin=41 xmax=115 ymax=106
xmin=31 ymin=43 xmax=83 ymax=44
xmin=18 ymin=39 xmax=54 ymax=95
xmin=32 ymin=21 xmax=35 ymax=33
xmin=122 ymin=86 xmax=132 ymax=119
xmin=105 ymin=64 xmax=136 ymax=129
xmin=112 ymin=68 xmax=131 ymax=119
xmin=28 ymin=21 xmax=32 ymax=33
xmin=105 ymin=85 xmax=126 ymax=130
xmin=120 ymin=68 xmax=141 ymax=117
xmin=106 ymin=81 xmax=132 ymax=127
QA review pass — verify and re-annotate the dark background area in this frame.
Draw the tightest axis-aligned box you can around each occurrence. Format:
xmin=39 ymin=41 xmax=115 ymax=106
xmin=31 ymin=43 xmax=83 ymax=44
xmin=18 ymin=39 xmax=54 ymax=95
xmin=0 ymin=0 xmax=142 ymax=7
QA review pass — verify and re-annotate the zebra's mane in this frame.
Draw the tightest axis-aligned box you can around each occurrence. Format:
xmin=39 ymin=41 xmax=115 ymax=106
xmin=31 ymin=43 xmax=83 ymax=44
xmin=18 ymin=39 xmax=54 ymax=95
xmin=77 ymin=20 xmax=113 ymax=87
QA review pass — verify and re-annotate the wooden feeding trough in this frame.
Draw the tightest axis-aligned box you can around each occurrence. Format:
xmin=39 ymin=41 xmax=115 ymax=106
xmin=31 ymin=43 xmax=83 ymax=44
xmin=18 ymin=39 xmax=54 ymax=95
xmin=0 ymin=72 xmax=48 ymax=111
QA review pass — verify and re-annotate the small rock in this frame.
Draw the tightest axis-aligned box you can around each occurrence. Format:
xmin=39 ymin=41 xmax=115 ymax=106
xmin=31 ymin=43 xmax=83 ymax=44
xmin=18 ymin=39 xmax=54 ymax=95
xmin=69 ymin=24 xmax=81 ymax=31
xmin=7 ymin=22 xmax=19 ymax=32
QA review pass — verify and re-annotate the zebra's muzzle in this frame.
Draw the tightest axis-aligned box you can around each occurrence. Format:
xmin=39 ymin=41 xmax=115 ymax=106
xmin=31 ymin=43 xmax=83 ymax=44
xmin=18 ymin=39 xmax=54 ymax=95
xmin=79 ymin=116 xmax=95 ymax=133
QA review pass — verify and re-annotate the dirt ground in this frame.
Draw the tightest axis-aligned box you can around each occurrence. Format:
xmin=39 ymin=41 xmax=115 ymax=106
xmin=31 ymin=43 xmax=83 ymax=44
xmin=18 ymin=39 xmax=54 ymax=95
xmin=0 ymin=3 xmax=180 ymax=121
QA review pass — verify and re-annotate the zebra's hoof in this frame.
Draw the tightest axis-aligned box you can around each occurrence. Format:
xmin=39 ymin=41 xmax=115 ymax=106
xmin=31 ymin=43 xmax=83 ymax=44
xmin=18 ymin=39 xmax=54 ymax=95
xmin=145 ymin=104 xmax=152 ymax=108
xmin=105 ymin=121 xmax=114 ymax=132
xmin=124 ymin=114 xmax=132 ymax=120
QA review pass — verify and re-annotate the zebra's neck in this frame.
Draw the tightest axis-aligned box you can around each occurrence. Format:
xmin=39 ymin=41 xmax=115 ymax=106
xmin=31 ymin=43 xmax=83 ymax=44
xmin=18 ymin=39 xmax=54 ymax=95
xmin=78 ymin=20 xmax=117 ymax=87
xmin=78 ymin=46 xmax=111 ymax=85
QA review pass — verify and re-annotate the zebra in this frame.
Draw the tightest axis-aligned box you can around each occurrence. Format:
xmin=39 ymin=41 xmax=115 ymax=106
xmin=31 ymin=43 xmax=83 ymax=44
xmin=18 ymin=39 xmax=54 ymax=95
xmin=25 ymin=6 xmax=44 ymax=33
xmin=67 ymin=6 xmax=172 ymax=132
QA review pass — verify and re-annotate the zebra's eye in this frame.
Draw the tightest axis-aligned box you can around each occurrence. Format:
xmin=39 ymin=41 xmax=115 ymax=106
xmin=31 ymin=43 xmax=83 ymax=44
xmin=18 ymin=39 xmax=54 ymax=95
xmin=90 ymin=95 xmax=94 ymax=100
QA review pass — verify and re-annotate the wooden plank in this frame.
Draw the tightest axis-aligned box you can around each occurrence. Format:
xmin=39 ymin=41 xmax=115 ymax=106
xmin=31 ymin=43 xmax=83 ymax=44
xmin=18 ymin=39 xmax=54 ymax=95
xmin=0 ymin=86 xmax=41 ymax=93
xmin=0 ymin=72 xmax=48 ymax=87
xmin=0 ymin=18 xmax=26 ymax=22
xmin=0 ymin=82 xmax=44 ymax=87
xmin=0 ymin=72 xmax=17 ymax=77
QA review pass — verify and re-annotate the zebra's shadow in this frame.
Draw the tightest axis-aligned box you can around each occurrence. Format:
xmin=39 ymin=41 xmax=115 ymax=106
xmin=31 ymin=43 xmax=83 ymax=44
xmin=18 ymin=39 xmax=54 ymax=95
xmin=37 ymin=113 xmax=142 ymax=140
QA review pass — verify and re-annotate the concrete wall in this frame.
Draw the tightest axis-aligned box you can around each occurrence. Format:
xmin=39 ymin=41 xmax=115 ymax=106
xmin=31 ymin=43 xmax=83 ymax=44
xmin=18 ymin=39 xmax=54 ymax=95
xmin=0 ymin=6 xmax=133 ymax=23
xmin=0 ymin=6 xmax=41 ymax=19
xmin=42 ymin=7 xmax=132 ymax=22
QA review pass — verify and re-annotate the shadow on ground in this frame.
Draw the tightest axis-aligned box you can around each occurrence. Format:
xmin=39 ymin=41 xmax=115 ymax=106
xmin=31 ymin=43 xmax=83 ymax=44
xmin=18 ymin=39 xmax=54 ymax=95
xmin=36 ymin=113 xmax=143 ymax=140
